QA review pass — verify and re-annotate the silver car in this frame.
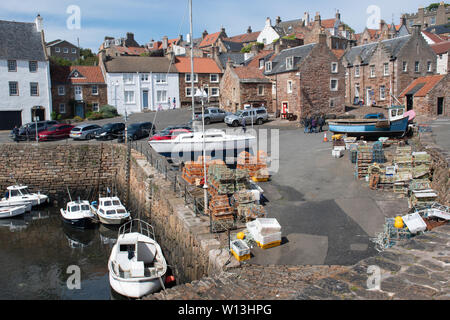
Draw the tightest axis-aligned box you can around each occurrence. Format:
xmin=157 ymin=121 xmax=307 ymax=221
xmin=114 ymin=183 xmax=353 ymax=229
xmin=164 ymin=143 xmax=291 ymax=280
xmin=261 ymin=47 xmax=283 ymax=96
xmin=224 ymin=107 xmax=268 ymax=127
xmin=194 ymin=107 xmax=230 ymax=125
xmin=70 ymin=123 xmax=102 ymax=140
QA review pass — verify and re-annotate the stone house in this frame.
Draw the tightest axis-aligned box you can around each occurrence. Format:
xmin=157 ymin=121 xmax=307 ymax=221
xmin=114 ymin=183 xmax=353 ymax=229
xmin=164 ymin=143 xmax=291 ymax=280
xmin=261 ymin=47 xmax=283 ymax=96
xmin=343 ymin=26 xmax=437 ymax=108
xmin=198 ymin=28 xmax=228 ymax=56
xmin=50 ymin=65 xmax=107 ymax=119
xmin=0 ymin=15 xmax=52 ymax=129
xmin=220 ymin=61 xmax=273 ymax=113
xmin=264 ymin=33 xmax=345 ymax=118
xmin=173 ymin=56 xmax=222 ymax=108
xmin=399 ymin=74 xmax=449 ymax=116
xmin=46 ymin=39 xmax=79 ymax=61
xmin=357 ymin=18 xmax=410 ymax=45
xmin=404 ymin=2 xmax=450 ymax=29
xmin=225 ymin=27 xmax=261 ymax=47
xmin=431 ymin=41 xmax=450 ymax=74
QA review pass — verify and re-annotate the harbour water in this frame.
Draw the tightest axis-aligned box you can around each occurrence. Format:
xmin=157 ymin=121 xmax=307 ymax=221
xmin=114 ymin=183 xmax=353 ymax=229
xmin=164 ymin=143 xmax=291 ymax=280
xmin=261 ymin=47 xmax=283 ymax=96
xmin=0 ymin=206 xmax=118 ymax=300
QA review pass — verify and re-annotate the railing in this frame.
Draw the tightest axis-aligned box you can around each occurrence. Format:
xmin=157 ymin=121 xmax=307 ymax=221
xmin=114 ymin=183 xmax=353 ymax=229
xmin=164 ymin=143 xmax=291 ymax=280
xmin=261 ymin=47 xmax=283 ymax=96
xmin=119 ymin=218 xmax=156 ymax=240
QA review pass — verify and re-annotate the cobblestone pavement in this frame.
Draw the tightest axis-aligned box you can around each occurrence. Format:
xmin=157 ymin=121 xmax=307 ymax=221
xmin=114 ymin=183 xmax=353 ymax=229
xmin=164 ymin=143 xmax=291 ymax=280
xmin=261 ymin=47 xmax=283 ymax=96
xmin=146 ymin=224 xmax=450 ymax=300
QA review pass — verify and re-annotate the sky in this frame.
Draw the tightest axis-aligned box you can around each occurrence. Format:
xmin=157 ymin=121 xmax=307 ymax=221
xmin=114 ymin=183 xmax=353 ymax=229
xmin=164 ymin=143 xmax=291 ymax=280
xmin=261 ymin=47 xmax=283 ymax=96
xmin=0 ymin=0 xmax=433 ymax=52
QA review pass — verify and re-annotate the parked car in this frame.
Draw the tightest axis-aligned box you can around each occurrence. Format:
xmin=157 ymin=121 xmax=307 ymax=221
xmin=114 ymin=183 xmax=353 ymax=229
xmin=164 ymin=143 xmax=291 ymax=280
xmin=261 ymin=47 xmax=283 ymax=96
xmin=161 ymin=124 xmax=192 ymax=132
xmin=95 ymin=123 xmax=125 ymax=140
xmin=126 ymin=122 xmax=156 ymax=141
xmin=149 ymin=128 xmax=192 ymax=141
xmin=224 ymin=107 xmax=268 ymax=127
xmin=194 ymin=107 xmax=230 ymax=125
xmin=11 ymin=120 xmax=59 ymax=141
xmin=70 ymin=124 xmax=102 ymax=140
xmin=38 ymin=124 xmax=75 ymax=141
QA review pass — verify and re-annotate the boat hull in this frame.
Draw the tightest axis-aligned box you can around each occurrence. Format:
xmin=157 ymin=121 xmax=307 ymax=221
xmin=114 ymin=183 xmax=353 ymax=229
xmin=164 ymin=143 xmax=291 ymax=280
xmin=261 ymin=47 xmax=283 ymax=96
xmin=109 ymin=269 xmax=163 ymax=298
xmin=0 ymin=206 xmax=26 ymax=219
xmin=0 ymin=201 xmax=32 ymax=212
xmin=61 ymin=216 xmax=95 ymax=229
xmin=328 ymin=117 xmax=409 ymax=137
xmin=98 ymin=215 xmax=130 ymax=226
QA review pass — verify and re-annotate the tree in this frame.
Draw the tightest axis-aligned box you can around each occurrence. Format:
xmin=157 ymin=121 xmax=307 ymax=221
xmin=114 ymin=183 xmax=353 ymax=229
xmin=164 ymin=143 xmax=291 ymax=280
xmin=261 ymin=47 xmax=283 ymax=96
xmin=426 ymin=2 xmax=449 ymax=10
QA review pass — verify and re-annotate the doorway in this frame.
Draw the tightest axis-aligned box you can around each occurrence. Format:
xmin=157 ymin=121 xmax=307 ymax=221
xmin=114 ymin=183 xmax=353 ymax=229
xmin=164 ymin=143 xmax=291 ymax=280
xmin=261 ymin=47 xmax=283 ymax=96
xmin=437 ymin=97 xmax=444 ymax=115
xmin=406 ymin=95 xmax=414 ymax=111
xmin=32 ymin=107 xmax=45 ymax=121
xmin=75 ymin=103 xmax=85 ymax=118
xmin=143 ymin=90 xmax=149 ymax=109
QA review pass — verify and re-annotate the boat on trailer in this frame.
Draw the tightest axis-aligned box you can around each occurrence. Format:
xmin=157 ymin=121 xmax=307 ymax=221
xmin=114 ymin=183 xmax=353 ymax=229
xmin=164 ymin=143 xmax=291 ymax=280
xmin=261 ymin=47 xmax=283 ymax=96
xmin=60 ymin=200 xmax=96 ymax=229
xmin=0 ymin=205 xmax=27 ymax=219
xmin=327 ymin=105 xmax=411 ymax=138
xmin=149 ymin=129 xmax=256 ymax=163
xmin=91 ymin=197 xmax=131 ymax=226
xmin=1 ymin=185 xmax=49 ymax=207
xmin=108 ymin=219 xmax=167 ymax=298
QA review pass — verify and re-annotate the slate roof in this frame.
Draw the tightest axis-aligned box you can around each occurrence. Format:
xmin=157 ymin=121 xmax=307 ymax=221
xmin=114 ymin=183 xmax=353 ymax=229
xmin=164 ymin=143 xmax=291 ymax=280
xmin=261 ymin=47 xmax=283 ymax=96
xmin=274 ymin=19 xmax=303 ymax=37
xmin=221 ymin=40 xmax=244 ymax=52
xmin=425 ymin=23 xmax=450 ymax=36
xmin=217 ymin=53 xmax=247 ymax=69
xmin=104 ymin=56 xmax=178 ymax=73
xmin=344 ymin=35 xmax=411 ymax=65
xmin=399 ymin=75 xmax=446 ymax=98
xmin=264 ymin=43 xmax=316 ymax=75
xmin=0 ymin=20 xmax=46 ymax=61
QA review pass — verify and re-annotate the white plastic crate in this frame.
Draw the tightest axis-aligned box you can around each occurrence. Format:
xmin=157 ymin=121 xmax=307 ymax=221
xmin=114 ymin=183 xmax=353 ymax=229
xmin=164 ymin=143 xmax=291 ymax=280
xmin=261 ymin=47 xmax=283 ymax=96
xmin=401 ymin=212 xmax=427 ymax=234
xmin=332 ymin=149 xmax=344 ymax=158
xmin=253 ymin=218 xmax=281 ymax=236
xmin=230 ymin=239 xmax=250 ymax=257
xmin=258 ymin=232 xmax=282 ymax=245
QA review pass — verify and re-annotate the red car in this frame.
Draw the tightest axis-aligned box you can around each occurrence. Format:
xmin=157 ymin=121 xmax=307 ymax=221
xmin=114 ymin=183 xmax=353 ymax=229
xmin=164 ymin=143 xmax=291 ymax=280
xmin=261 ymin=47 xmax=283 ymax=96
xmin=149 ymin=128 xmax=192 ymax=141
xmin=38 ymin=124 xmax=75 ymax=141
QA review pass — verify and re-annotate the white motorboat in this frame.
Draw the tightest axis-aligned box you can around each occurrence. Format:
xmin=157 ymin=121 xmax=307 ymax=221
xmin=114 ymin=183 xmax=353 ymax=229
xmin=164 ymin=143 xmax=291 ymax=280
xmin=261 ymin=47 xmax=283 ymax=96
xmin=0 ymin=205 xmax=27 ymax=219
xmin=91 ymin=197 xmax=131 ymax=225
xmin=60 ymin=200 xmax=96 ymax=229
xmin=108 ymin=219 xmax=167 ymax=298
xmin=1 ymin=185 xmax=49 ymax=207
xmin=149 ymin=129 xmax=256 ymax=163
xmin=0 ymin=201 xmax=32 ymax=212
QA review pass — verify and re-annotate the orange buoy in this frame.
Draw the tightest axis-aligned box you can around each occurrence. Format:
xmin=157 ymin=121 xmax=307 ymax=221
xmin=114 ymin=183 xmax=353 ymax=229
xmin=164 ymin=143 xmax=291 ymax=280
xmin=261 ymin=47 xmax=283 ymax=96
xmin=165 ymin=275 xmax=176 ymax=284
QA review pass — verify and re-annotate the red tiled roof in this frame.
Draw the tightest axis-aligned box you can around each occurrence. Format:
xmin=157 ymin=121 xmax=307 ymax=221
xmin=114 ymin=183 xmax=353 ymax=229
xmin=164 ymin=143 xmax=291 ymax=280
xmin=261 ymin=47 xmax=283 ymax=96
xmin=431 ymin=41 xmax=450 ymax=54
xmin=246 ymin=50 xmax=274 ymax=68
xmin=321 ymin=18 xmax=337 ymax=29
xmin=199 ymin=32 xmax=222 ymax=48
xmin=422 ymin=31 xmax=446 ymax=44
xmin=114 ymin=46 xmax=148 ymax=55
xmin=174 ymin=56 xmax=222 ymax=74
xmin=51 ymin=65 xmax=105 ymax=84
xmin=226 ymin=31 xmax=261 ymax=44
xmin=331 ymin=49 xmax=345 ymax=59
xmin=399 ymin=75 xmax=445 ymax=98
xmin=233 ymin=66 xmax=268 ymax=81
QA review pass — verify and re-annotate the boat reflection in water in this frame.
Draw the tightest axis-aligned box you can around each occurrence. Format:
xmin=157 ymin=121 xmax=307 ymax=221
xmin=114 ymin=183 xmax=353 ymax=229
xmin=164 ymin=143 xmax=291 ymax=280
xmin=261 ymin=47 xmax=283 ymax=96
xmin=99 ymin=224 xmax=118 ymax=245
xmin=62 ymin=222 xmax=96 ymax=249
xmin=0 ymin=209 xmax=51 ymax=232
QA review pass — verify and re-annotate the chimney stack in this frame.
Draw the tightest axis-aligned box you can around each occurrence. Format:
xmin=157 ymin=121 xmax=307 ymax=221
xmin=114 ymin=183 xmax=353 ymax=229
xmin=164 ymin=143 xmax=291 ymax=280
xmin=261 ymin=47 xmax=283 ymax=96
xmin=304 ymin=12 xmax=310 ymax=27
xmin=247 ymin=26 xmax=252 ymax=34
xmin=318 ymin=31 xmax=327 ymax=45
xmin=162 ymin=35 xmax=168 ymax=50
xmin=221 ymin=26 xmax=226 ymax=34
xmin=35 ymin=14 xmax=43 ymax=32
xmin=202 ymin=30 xmax=208 ymax=39
xmin=275 ymin=41 xmax=280 ymax=54
xmin=265 ymin=17 xmax=272 ymax=27
xmin=412 ymin=24 xmax=422 ymax=36
xmin=276 ymin=16 xmax=281 ymax=25
xmin=336 ymin=10 xmax=341 ymax=21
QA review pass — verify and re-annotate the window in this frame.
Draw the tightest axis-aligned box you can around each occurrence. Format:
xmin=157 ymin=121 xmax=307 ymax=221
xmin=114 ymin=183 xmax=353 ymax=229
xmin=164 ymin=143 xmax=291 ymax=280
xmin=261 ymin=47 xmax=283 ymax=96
xmin=272 ymin=82 xmax=276 ymax=95
xmin=211 ymin=87 xmax=219 ymax=96
xmin=58 ymin=86 xmax=65 ymax=96
xmin=355 ymin=84 xmax=360 ymax=97
xmin=383 ymin=63 xmax=389 ymax=76
xmin=210 ymin=74 xmax=219 ymax=83
xmin=415 ymin=61 xmax=420 ymax=73
xmin=370 ymin=65 xmax=375 ymax=78
xmin=30 ymin=82 xmax=39 ymax=96
xmin=259 ymin=59 xmax=264 ymax=69
xmin=380 ymin=86 xmax=386 ymax=100
xmin=156 ymin=90 xmax=167 ymax=103
xmin=8 ymin=60 xmax=17 ymax=72
xmin=124 ymin=91 xmax=135 ymax=103
xmin=258 ymin=85 xmax=264 ymax=96
xmin=63 ymin=48 xmax=68 ymax=53
xmin=331 ymin=62 xmax=338 ymax=73
xmin=265 ymin=62 xmax=272 ymax=73
xmin=427 ymin=61 xmax=432 ymax=72
xmin=92 ymin=103 xmax=99 ymax=112
xmin=287 ymin=80 xmax=293 ymax=93
xmin=141 ymin=73 xmax=149 ymax=82
xmin=286 ymin=56 xmax=294 ymax=70
xmin=55 ymin=47 xmax=60 ymax=53
xmin=402 ymin=61 xmax=408 ymax=72
xmin=330 ymin=98 xmax=335 ymax=108
xmin=156 ymin=73 xmax=167 ymax=84
xmin=123 ymin=74 xmax=134 ymax=84
xmin=92 ymin=85 xmax=98 ymax=95
xmin=186 ymin=87 xmax=193 ymax=97
xmin=185 ymin=73 xmax=198 ymax=83
xmin=9 ymin=82 xmax=18 ymax=96
xmin=355 ymin=65 xmax=360 ymax=77
xmin=430 ymin=17 xmax=436 ymax=25
xmin=29 ymin=61 xmax=38 ymax=72
xmin=59 ymin=103 xmax=66 ymax=114
xmin=72 ymin=48 xmax=77 ymax=54
xmin=330 ymin=79 xmax=338 ymax=91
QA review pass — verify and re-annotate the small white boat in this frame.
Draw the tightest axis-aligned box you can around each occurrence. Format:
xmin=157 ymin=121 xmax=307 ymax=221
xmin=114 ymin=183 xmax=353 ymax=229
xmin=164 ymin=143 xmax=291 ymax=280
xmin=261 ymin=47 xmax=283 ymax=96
xmin=0 ymin=205 xmax=27 ymax=219
xmin=91 ymin=197 xmax=131 ymax=225
xmin=149 ymin=129 xmax=256 ymax=163
xmin=0 ymin=201 xmax=32 ymax=212
xmin=60 ymin=200 xmax=96 ymax=229
xmin=108 ymin=219 xmax=167 ymax=298
xmin=1 ymin=185 xmax=49 ymax=207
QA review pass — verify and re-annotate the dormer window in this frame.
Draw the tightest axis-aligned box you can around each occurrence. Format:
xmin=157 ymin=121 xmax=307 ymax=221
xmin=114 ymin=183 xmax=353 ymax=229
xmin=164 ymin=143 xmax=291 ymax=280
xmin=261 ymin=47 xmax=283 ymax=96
xmin=259 ymin=59 xmax=264 ymax=69
xmin=331 ymin=62 xmax=338 ymax=73
xmin=265 ymin=61 xmax=272 ymax=72
xmin=355 ymin=65 xmax=360 ymax=77
xmin=286 ymin=56 xmax=294 ymax=70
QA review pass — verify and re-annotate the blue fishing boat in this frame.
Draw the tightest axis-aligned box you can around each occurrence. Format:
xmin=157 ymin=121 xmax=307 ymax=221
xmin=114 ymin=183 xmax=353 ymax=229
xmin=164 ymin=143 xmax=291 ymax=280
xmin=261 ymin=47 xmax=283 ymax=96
xmin=327 ymin=106 xmax=411 ymax=137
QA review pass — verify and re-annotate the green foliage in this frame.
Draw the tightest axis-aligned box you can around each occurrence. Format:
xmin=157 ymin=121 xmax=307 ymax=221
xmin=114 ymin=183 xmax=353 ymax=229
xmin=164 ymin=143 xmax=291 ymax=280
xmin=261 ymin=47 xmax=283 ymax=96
xmin=99 ymin=105 xmax=118 ymax=119
xmin=426 ymin=2 xmax=449 ymax=10
xmin=87 ymin=112 xmax=104 ymax=120
xmin=240 ymin=42 xmax=265 ymax=53
xmin=282 ymin=35 xmax=296 ymax=40
xmin=73 ymin=116 xmax=84 ymax=122
xmin=51 ymin=111 xmax=63 ymax=120
xmin=50 ymin=56 xmax=72 ymax=66
xmin=342 ymin=23 xmax=355 ymax=34
xmin=50 ymin=47 xmax=98 ymax=66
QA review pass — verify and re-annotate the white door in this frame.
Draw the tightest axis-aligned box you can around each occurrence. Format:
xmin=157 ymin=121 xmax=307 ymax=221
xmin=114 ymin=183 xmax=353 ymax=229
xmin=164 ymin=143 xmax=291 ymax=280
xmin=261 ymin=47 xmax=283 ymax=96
xmin=74 ymin=86 xmax=83 ymax=101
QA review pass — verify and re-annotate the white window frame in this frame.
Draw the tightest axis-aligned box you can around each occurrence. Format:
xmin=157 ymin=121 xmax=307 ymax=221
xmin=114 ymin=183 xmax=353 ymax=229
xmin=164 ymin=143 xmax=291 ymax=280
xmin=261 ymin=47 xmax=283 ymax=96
xmin=9 ymin=81 xmax=18 ymax=96
xmin=259 ymin=59 xmax=264 ymax=69
xmin=58 ymin=86 xmax=65 ymax=96
xmin=383 ymin=63 xmax=389 ymax=76
xmin=265 ymin=62 xmax=272 ymax=73
xmin=156 ymin=73 xmax=167 ymax=84
xmin=257 ymin=85 xmax=264 ymax=96
xmin=415 ymin=61 xmax=420 ymax=73
xmin=141 ymin=73 xmax=149 ymax=82
xmin=123 ymin=74 xmax=134 ymax=84
xmin=156 ymin=90 xmax=167 ymax=103
xmin=286 ymin=56 xmax=294 ymax=70
xmin=210 ymin=74 xmax=219 ymax=83
xmin=124 ymin=90 xmax=135 ymax=104
xmin=355 ymin=84 xmax=360 ymax=98
xmin=185 ymin=73 xmax=198 ymax=83
xmin=55 ymin=47 xmax=60 ymax=53
xmin=370 ymin=65 xmax=375 ymax=78
xmin=355 ymin=65 xmax=360 ymax=77
xmin=210 ymin=87 xmax=219 ymax=97
xmin=402 ymin=61 xmax=408 ymax=72
xmin=287 ymin=80 xmax=293 ymax=94
xmin=63 ymin=48 xmax=69 ymax=53
xmin=427 ymin=61 xmax=432 ymax=72
xmin=185 ymin=87 xmax=194 ymax=97
xmin=71 ymin=48 xmax=77 ymax=54
xmin=59 ymin=103 xmax=66 ymax=114
xmin=330 ymin=78 xmax=338 ymax=91
xmin=8 ymin=60 xmax=17 ymax=72
xmin=92 ymin=102 xmax=99 ymax=112
xmin=331 ymin=62 xmax=338 ymax=73
xmin=30 ymin=82 xmax=39 ymax=96
xmin=272 ymin=82 xmax=276 ymax=95
xmin=92 ymin=85 xmax=98 ymax=95
xmin=380 ymin=85 xmax=386 ymax=100
xmin=29 ymin=61 xmax=38 ymax=72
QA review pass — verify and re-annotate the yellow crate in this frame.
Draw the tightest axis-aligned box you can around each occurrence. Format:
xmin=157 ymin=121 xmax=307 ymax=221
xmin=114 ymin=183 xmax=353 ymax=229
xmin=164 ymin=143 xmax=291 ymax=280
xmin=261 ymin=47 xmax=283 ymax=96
xmin=230 ymin=249 xmax=251 ymax=261
xmin=252 ymin=176 xmax=269 ymax=182
xmin=256 ymin=240 xmax=281 ymax=250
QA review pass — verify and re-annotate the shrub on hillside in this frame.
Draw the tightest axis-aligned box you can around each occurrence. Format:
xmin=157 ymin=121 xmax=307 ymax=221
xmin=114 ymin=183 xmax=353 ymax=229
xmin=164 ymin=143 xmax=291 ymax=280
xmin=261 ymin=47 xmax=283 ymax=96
xmin=99 ymin=105 xmax=118 ymax=119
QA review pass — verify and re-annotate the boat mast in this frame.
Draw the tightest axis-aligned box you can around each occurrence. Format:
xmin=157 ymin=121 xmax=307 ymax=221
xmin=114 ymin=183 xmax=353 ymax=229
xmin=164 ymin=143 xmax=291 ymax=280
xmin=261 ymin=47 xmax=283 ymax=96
xmin=189 ymin=0 xmax=195 ymax=121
